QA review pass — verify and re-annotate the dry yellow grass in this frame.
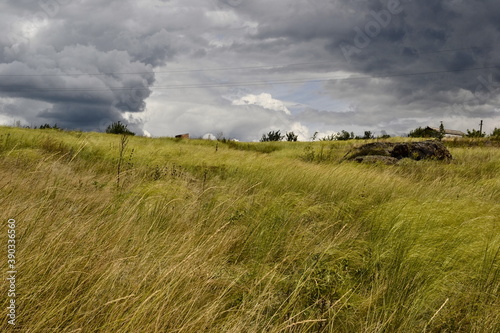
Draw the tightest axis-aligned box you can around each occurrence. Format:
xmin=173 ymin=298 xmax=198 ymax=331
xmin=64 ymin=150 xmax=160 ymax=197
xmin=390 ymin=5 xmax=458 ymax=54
xmin=1 ymin=127 xmax=499 ymax=332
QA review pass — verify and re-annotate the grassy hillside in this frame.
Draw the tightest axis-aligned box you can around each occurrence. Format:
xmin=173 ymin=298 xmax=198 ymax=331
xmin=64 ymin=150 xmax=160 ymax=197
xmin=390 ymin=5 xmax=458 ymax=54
xmin=1 ymin=127 xmax=499 ymax=332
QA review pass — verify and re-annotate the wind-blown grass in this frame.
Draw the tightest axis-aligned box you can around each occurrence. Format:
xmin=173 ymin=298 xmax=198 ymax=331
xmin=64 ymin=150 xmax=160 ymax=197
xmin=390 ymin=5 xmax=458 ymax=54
xmin=1 ymin=127 xmax=498 ymax=332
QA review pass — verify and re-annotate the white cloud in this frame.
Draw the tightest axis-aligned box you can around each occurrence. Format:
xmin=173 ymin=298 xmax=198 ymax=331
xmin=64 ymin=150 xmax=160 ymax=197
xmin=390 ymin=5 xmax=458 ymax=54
xmin=202 ymin=133 xmax=216 ymax=140
xmin=232 ymin=93 xmax=291 ymax=115
xmin=315 ymin=130 xmax=340 ymax=141
xmin=289 ymin=122 xmax=310 ymax=141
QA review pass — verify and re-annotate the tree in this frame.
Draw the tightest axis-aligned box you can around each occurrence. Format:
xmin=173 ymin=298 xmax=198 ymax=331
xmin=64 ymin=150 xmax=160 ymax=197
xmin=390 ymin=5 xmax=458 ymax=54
xmin=260 ymin=130 xmax=284 ymax=142
xmin=311 ymin=131 xmax=319 ymax=141
xmin=362 ymin=131 xmax=374 ymax=140
xmin=466 ymin=129 xmax=485 ymax=138
xmin=39 ymin=123 xmax=60 ymax=130
xmin=439 ymin=122 xmax=445 ymax=140
xmin=408 ymin=127 xmax=439 ymax=138
xmin=106 ymin=121 xmax=135 ymax=136
xmin=337 ymin=130 xmax=354 ymax=141
xmin=286 ymin=131 xmax=298 ymax=142
xmin=216 ymin=132 xmax=225 ymax=141
xmin=491 ymin=128 xmax=500 ymax=138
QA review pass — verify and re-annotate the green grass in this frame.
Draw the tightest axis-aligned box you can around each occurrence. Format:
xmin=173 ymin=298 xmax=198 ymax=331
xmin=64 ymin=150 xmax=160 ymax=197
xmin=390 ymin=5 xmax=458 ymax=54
xmin=1 ymin=126 xmax=499 ymax=332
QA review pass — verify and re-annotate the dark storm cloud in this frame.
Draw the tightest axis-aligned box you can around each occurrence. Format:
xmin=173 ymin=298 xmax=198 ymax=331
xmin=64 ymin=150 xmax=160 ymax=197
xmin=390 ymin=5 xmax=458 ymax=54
xmin=0 ymin=0 xmax=177 ymax=132
xmin=232 ymin=0 xmax=500 ymax=133
xmin=0 ymin=42 xmax=154 ymax=132
xmin=334 ymin=0 xmax=500 ymax=101
xmin=247 ymin=1 xmax=496 ymax=78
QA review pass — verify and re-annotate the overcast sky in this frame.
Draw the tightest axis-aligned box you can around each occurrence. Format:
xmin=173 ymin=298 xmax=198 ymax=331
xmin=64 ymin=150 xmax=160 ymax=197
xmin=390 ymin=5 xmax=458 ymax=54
xmin=1 ymin=0 xmax=499 ymax=140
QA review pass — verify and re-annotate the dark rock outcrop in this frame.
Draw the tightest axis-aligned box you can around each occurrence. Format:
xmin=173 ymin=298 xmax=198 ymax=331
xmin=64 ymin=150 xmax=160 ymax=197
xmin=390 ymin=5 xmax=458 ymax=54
xmin=390 ymin=141 xmax=452 ymax=160
xmin=344 ymin=140 xmax=452 ymax=163
xmin=344 ymin=142 xmax=394 ymax=159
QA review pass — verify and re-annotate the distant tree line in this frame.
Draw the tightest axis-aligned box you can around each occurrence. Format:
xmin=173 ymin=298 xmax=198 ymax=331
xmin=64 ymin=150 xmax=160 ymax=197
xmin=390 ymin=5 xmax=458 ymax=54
xmin=408 ymin=124 xmax=499 ymax=139
xmin=23 ymin=123 xmax=62 ymax=130
xmin=259 ymin=125 xmax=500 ymax=142
xmin=466 ymin=127 xmax=500 ymax=138
xmin=260 ymin=130 xmax=297 ymax=142
xmin=19 ymin=121 xmax=136 ymax=136
xmin=260 ymin=130 xmax=388 ymax=142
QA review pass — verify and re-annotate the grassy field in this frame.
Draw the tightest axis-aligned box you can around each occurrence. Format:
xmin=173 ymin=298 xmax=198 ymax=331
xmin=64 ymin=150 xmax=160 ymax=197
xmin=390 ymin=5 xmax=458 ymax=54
xmin=1 ymin=126 xmax=499 ymax=332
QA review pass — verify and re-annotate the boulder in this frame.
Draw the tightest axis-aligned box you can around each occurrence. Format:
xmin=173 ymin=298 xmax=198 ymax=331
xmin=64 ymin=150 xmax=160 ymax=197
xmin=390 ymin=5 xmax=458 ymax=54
xmin=343 ymin=142 xmax=394 ymax=160
xmin=344 ymin=140 xmax=452 ymax=162
xmin=390 ymin=141 xmax=452 ymax=160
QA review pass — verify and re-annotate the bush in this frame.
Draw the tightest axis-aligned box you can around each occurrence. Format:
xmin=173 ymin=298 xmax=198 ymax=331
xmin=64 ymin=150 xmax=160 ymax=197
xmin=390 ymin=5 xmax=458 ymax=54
xmin=408 ymin=127 xmax=439 ymax=138
xmin=260 ymin=130 xmax=284 ymax=142
xmin=286 ymin=132 xmax=298 ymax=142
xmin=337 ymin=130 xmax=354 ymax=141
xmin=106 ymin=121 xmax=135 ymax=136
xmin=39 ymin=123 xmax=61 ymax=130
xmin=362 ymin=131 xmax=374 ymax=140
xmin=466 ymin=129 xmax=485 ymax=138
xmin=354 ymin=131 xmax=374 ymax=140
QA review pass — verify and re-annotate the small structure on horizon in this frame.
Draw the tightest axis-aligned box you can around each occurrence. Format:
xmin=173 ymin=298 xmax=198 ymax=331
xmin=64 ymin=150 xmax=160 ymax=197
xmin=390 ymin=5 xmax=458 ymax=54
xmin=175 ymin=133 xmax=190 ymax=139
xmin=427 ymin=127 xmax=465 ymax=138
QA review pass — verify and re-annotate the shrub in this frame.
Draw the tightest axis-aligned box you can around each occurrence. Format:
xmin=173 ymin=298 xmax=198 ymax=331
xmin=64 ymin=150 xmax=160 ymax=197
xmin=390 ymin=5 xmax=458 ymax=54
xmin=337 ymin=130 xmax=354 ymax=141
xmin=106 ymin=121 xmax=135 ymax=136
xmin=362 ymin=131 xmax=374 ymax=140
xmin=466 ymin=129 xmax=485 ymax=138
xmin=260 ymin=130 xmax=284 ymax=142
xmin=39 ymin=123 xmax=61 ymax=130
xmin=286 ymin=132 xmax=298 ymax=142
xmin=408 ymin=127 xmax=439 ymax=138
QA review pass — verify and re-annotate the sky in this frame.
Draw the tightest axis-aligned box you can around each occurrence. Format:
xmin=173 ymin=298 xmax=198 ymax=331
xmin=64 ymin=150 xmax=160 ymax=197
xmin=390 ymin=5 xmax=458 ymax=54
xmin=1 ymin=0 xmax=499 ymax=141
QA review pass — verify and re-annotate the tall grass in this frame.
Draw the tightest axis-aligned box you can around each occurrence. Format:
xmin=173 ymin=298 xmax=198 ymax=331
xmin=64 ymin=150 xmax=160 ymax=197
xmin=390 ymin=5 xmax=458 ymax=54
xmin=0 ymin=127 xmax=498 ymax=332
